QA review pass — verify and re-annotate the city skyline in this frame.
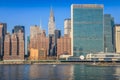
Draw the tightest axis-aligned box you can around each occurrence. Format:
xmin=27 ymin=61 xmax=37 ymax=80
xmin=0 ymin=0 xmax=120 ymax=36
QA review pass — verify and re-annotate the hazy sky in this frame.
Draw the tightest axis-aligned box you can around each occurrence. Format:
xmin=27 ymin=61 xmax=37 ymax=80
xmin=0 ymin=0 xmax=120 ymax=36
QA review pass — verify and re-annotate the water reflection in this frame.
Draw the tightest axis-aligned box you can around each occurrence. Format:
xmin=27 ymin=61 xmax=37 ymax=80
xmin=73 ymin=64 xmax=118 ymax=80
xmin=29 ymin=64 xmax=74 ymax=80
xmin=0 ymin=64 xmax=120 ymax=80
xmin=114 ymin=66 xmax=120 ymax=80
xmin=0 ymin=64 xmax=30 ymax=80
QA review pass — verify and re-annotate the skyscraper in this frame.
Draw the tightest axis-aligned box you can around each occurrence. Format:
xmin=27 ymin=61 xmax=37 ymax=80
xmin=12 ymin=25 xmax=25 ymax=40
xmin=64 ymin=19 xmax=71 ymax=36
xmin=3 ymin=28 xmax=25 ymax=60
xmin=48 ymin=8 xmax=55 ymax=35
xmin=3 ymin=33 xmax=11 ymax=60
xmin=0 ymin=23 xmax=7 ymax=59
xmin=57 ymin=35 xmax=71 ymax=56
xmin=48 ymin=8 xmax=56 ymax=56
xmin=104 ymin=14 xmax=115 ymax=52
xmin=71 ymin=4 xmax=104 ymax=57
xmin=115 ymin=24 xmax=120 ymax=53
xmin=29 ymin=28 xmax=49 ymax=60
xmin=30 ymin=25 xmax=41 ymax=39
xmin=54 ymin=30 xmax=61 ymax=56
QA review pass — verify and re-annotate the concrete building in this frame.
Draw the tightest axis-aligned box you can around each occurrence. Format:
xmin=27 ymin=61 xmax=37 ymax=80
xmin=104 ymin=14 xmax=115 ymax=52
xmin=115 ymin=24 xmax=120 ymax=53
xmin=64 ymin=19 xmax=71 ymax=36
xmin=71 ymin=4 xmax=104 ymax=57
xmin=57 ymin=35 xmax=71 ymax=56
xmin=0 ymin=23 xmax=7 ymax=59
xmin=30 ymin=25 xmax=41 ymax=39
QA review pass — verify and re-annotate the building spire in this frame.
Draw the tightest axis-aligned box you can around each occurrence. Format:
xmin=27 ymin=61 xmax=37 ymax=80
xmin=48 ymin=7 xmax=55 ymax=35
xmin=50 ymin=7 xmax=54 ymax=17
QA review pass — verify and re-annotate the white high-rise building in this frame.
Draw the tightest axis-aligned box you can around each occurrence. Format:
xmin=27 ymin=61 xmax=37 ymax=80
xmin=64 ymin=19 xmax=71 ymax=35
xmin=48 ymin=8 xmax=55 ymax=35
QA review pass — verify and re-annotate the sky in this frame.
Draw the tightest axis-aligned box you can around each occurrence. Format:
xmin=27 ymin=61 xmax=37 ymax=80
xmin=0 ymin=0 xmax=120 ymax=37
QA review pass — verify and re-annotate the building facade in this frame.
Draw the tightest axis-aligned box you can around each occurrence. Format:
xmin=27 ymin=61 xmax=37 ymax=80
xmin=30 ymin=25 xmax=41 ymax=39
xmin=115 ymin=25 xmax=120 ymax=53
xmin=3 ymin=33 xmax=11 ymax=60
xmin=0 ymin=23 xmax=7 ymax=59
xmin=104 ymin=14 xmax=115 ymax=52
xmin=57 ymin=35 xmax=71 ymax=56
xmin=3 ymin=30 xmax=25 ymax=60
xmin=64 ymin=19 xmax=71 ymax=36
xmin=71 ymin=4 xmax=104 ymax=57
xmin=29 ymin=26 xmax=49 ymax=60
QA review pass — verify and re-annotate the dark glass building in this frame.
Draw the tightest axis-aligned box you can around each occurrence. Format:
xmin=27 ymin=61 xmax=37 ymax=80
xmin=104 ymin=14 xmax=115 ymax=52
xmin=0 ymin=23 xmax=7 ymax=59
xmin=71 ymin=4 xmax=104 ymax=57
xmin=12 ymin=25 xmax=25 ymax=39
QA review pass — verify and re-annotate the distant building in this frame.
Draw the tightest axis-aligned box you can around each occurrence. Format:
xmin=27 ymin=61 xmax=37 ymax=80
xmin=30 ymin=25 xmax=41 ymax=39
xmin=17 ymin=30 xmax=24 ymax=59
xmin=0 ymin=23 xmax=7 ymax=59
xmin=12 ymin=25 xmax=25 ymax=34
xmin=71 ymin=4 xmax=104 ymax=57
xmin=48 ymin=8 xmax=55 ymax=35
xmin=27 ymin=36 xmax=30 ymax=57
xmin=3 ymin=30 xmax=24 ymax=60
xmin=55 ymin=30 xmax=61 ymax=39
xmin=12 ymin=25 xmax=25 ymax=57
xmin=104 ymin=14 xmax=115 ymax=52
xmin=30 ymin=48 xmax=47 ymax=60
xmin=48 ymin=8 xmax=56 ymax=56
xmin=115 ymin=24 xmax=120 ymax=53
xmin=54 ymin=30 xmax=61 ymax=55
xmin=12 ymin=25 xmax=25 ymax=41
xmin=64 ymin=19 xmax=71 ymax=36
xmin=29 ymin=26 xmax=49 ymax=60
xmin=3 ymin=33 xmax=11 ymax=60
xmin=57 ymin=35 xmax=71 ymax=56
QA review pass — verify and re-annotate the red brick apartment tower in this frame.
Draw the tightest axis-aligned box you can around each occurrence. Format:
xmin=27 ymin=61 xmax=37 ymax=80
xmin=17 ymin=30 xmax=24 ymax=60
xmin=11 ymin=33 xmax=18 ymax=60
xmin=37 ymin=30 xmax=49 ymax=59
xmin=57 ymin=34 xmax=71 ymax=56
xmin=29 ymin=29 xmax=49 ymax=60
xmin=3 ymin=33 xmax=11 ymax=60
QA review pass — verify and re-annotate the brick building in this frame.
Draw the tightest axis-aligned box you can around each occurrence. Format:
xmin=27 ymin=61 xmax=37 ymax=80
xmin=3 ymin=30 xmax=25 ymax=60
xmin=29 ymin=27 xmax=49 ymax=60
xmin=57 ymin=35 xmax=71 ymax=56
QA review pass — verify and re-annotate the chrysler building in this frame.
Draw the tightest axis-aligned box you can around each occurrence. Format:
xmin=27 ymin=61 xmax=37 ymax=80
xmin=48 ymin=8 xmax=55 ymax=35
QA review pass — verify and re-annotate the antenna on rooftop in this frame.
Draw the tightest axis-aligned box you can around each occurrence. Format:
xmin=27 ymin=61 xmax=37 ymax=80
xmin=40 ymin=19 xmax=42 ymax=30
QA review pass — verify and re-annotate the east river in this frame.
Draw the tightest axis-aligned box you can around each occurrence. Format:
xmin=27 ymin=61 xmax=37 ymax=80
xmin=0 ymin=64 xmax=120 ymax=80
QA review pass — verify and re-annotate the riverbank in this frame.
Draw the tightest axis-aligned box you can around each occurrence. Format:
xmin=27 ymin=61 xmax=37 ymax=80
xmin=0 ymin=60 xmax=120 ymax=66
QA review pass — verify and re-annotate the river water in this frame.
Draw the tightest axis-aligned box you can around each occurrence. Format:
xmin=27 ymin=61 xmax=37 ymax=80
xmin=0 ymin=64 xmax=120 ymax=80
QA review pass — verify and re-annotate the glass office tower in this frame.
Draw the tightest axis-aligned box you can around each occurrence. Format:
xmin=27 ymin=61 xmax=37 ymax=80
xmin=71 ymin=4 xmax=104 ymax=57
xmin=104 ymin=14 xmax=115 ymax=52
